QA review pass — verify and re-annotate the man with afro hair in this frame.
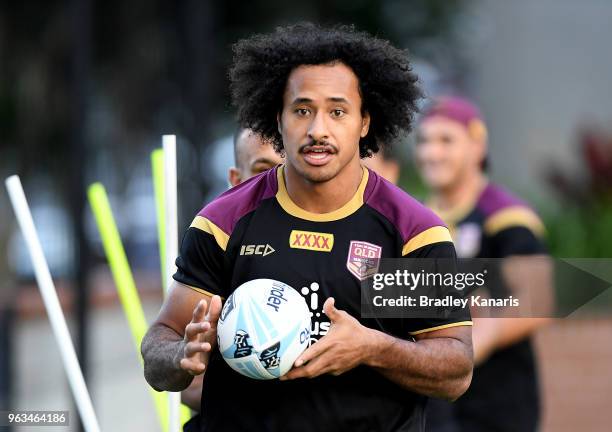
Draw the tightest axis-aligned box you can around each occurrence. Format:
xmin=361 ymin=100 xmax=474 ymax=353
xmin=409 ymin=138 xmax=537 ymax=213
xmin=142 ymin=23 xmax=474 ymax=432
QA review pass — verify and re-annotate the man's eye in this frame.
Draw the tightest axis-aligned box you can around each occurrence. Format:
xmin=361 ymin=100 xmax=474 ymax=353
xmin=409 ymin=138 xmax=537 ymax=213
xmin=331 ymin=109 xmax=345 ymax=117
xmin=295 ymin=108 xmax=310 ymax=116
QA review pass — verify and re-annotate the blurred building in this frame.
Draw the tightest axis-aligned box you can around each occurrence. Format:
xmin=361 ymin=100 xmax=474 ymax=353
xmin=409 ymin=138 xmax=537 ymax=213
xmin=461 ymin=0 xmax=612 ymax=201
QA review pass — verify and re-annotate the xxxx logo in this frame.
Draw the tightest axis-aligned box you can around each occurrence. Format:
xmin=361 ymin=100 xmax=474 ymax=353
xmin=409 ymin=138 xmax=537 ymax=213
xmin=289 ymin=230 xmax=334 ymax=252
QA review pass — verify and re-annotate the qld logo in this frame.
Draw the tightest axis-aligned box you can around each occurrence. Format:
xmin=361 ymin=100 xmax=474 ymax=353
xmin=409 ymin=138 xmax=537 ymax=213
xmin=346 ymin=241 xmax=382 ymax=280
xmin=455 ymin=223 xmax=482 ymax=258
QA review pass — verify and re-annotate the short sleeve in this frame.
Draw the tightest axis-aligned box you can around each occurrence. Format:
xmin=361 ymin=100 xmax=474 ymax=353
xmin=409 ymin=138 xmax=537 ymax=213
xmin=402 ymin=241 xmax=473 ymax=336
xmin=491 ymin=226 xmax=547 ymax=257
xmin=173 ymin=226 xmax=226 ymax=297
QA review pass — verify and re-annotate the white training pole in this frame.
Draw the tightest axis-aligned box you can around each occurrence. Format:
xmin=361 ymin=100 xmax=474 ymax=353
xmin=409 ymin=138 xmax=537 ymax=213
xmin=5 ymin=175 xmax=101 ymax=432
xmin=162 ymin=135 xmax=181 ymax=432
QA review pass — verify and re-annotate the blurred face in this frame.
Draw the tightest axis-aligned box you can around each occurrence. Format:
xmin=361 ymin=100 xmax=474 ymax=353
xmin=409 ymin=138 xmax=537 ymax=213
xmin=229 ymin=130 xmax=284 ymax=187
xmin=278 ymin=62 xmax=370 ymax=183
xmin=414 ymin=116 xmax=484 ymax=191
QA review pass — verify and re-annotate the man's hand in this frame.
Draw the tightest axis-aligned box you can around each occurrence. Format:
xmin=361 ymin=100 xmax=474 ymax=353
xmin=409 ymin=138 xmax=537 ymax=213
xmin=276 ymin=296 xmax=472 ymax=400
xmin=178 ymin=295 xmax=222 ymax=376
xmin=280 ymin=297 xmax=374 ymax=380
xmin=142 ymin=283 xmax=224 ymax=392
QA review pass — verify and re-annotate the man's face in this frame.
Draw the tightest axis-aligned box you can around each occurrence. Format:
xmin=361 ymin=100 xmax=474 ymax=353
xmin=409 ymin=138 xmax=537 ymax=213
xmin=278 ymin=62 xmax=370 ymax=183
xmin=229 ymin=130 xmax=284 ymax=187
xmin=414 ymin=116 xmax=483 ymax=191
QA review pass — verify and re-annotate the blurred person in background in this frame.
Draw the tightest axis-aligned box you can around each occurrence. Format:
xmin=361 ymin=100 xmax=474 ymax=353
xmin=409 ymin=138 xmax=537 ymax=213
xmin=362 ymin=145 xmax=400 ymax=185
xmin=415 ymin=96 xmax=550 ymax=432
xmin=227 ymin=128 xmax=285 ymax=187
xmin=181 ymin=127 xmax=284 ymax=431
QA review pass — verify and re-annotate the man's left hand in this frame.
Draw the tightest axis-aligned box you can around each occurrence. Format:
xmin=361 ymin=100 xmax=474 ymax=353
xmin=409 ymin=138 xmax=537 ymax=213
xmin=280 ymin=297 xmax=374 ymax=380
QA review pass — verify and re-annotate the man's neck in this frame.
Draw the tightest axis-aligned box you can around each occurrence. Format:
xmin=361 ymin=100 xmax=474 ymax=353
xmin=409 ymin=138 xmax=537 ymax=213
xmin=283 ymin=161 xmax=363 ymax=214
xmin=431 ymin=171 xmax=487 ymax=216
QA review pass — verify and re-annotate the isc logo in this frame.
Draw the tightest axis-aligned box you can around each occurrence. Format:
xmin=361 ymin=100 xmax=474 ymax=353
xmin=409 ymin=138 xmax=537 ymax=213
xmin=239 ymin=244 xmax=275 ymax=257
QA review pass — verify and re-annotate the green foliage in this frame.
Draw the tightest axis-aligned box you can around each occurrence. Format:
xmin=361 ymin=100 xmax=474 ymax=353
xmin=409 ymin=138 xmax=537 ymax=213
xmin=398 ymin=161 xmax=428 ymax=201
xmin=544 ymin=201 xmax=612 ymax=258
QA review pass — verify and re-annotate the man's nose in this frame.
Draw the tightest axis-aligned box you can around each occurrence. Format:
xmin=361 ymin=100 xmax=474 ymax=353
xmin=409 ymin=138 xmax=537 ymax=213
xmin=418 ymin=141 xmax=443 ymax=160
xmin=307 ymin=111 xmax=330 ymax=143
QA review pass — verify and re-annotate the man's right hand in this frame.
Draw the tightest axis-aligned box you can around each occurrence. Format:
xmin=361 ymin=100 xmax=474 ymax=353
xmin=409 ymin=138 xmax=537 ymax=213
xmin=178 ymin=295 xmax=223 ymax=375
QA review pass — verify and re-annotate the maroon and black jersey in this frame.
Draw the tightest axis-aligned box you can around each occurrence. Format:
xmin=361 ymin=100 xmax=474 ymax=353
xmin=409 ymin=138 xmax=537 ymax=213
xmin=426 ymin=182 xmax=546 ymax=432
xmin=174 ymin=165 xmax=471 ymax=432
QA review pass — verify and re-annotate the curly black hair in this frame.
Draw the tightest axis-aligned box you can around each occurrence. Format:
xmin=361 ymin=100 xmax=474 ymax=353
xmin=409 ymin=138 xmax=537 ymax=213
xmin=229 ymin=22 xmax=422 ymax=158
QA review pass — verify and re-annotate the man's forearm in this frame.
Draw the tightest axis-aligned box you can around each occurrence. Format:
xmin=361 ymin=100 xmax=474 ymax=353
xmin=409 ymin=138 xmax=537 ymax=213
xmin=365 ymin=329 xmax=473 ymax=401
xmin=181 ymin=374 xmax=203 ymax=411
xmin=141 ymin=323 xmax=194 ymax=392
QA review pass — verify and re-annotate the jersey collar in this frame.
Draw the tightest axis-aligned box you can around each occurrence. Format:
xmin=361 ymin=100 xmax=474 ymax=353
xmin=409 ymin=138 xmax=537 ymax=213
xmin=427 ymin=178 xmax=489 ymax=226
xmin=275 ymin=165 xmax=369 ymax=222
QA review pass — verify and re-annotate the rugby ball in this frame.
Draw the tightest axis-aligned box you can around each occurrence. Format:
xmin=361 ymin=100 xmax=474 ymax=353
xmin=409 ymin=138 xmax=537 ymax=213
xmin=217 ymin=278 xmax=311 ymax=379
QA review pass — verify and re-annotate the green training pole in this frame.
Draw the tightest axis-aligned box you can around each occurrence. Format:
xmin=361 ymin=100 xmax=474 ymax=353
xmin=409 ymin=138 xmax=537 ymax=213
xmin=87 ymin=182 xmax=169 ymax=431
xmin=152 ymin=148 xmax=193 ymax=426
xmin=151 ymin=149 xmax=167 ymax=285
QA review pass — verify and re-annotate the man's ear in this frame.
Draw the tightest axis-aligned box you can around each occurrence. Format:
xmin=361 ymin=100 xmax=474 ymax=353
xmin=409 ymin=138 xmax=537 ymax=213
xmin=361 ymin=112 xmax=371 ymax=138
xmin=228 ymin=167 xmax=242 ymax=188
xmin=468 ymin=120 xmax=488 ymax=168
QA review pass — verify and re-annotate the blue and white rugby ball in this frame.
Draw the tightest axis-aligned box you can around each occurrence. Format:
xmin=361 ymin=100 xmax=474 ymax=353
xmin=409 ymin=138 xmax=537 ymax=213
xmin=217 ymin=279 xmax=311 ymax=379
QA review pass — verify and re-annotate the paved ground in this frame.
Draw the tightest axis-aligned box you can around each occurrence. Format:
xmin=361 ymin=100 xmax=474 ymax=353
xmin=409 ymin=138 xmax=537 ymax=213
xmin=13 ymin=298 xmax=165 ymax=432
xmin=536 ymin=318 xmax=612 ymax=432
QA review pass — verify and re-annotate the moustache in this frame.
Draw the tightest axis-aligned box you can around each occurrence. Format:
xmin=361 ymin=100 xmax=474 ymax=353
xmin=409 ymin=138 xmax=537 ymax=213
xmin=299 ymin=140 xmax=338 ymax=153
